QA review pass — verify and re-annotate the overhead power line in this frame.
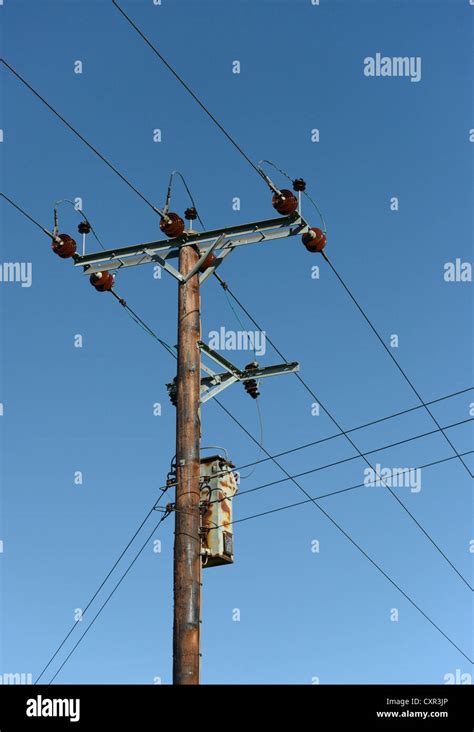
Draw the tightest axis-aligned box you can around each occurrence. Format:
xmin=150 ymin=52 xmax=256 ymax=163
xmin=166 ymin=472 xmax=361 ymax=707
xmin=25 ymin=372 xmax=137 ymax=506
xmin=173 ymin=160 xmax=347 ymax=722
xmin=3 ymin=189 xmax=472 ymax=594
xmin=4 ymin=193 xmax=471 ymax=469
xmin=230 ymin=418 xmax=473 ymax=504
xmin=35 ymin=489 xmax=169 ymax=684
xmin=0 ymin=192 xmax=55 ymax=239
xmin=231 ymin=396 xmax=474 ymax=475
xmin=214 ymin=279 xmax=473 ymax=580
xmin=39 ymin=443 xmax=474 ymax=684
xmin=228 ymin=451 xmax=474 ymax=526
xmin=213 ymin=398 xmax=472 ymax=663
xmin=111 ymin=0 xmax=271 ymax=189
xmin=321 ymin=251 xmax=474 ymax=480
xmin=3 ymin=51 xmax=470 ymax=664
xmin=0 ymin=59 xmax=164 ymax=219
xmin=47 ymin=508 xmax=172 ymax=684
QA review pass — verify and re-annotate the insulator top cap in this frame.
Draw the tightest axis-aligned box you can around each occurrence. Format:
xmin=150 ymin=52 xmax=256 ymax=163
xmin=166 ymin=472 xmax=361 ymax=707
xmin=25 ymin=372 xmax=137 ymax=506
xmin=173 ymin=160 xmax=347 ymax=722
xmin=184 ymin=207 xmax=198 ymax=220
xmin=78 ymin=220 xmax=91 ymax=234
xmin=293 ymin=178 xmax=306 ymax=192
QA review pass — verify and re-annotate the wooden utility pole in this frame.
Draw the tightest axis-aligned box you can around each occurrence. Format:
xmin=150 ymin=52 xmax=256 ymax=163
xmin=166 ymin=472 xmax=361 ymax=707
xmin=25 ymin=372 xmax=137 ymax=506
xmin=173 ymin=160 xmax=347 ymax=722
xmin=72 ymin=211 xmax=303 ymax=684
xmin=173 ymin=242 xmax=202 ymax=685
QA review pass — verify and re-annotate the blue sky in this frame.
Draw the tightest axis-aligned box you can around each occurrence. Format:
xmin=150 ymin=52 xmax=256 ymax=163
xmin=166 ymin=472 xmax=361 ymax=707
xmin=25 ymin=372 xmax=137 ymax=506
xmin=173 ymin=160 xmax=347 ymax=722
xmin=0 ymin=0 xmax=472 ymax=685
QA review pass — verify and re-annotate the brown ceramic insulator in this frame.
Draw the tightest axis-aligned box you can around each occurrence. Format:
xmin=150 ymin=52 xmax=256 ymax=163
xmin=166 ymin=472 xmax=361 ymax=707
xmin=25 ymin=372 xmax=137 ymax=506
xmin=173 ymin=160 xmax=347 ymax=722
xmin=51 ymin=234 xmax=77 ymax=259
xmin=89 ymin=271 xmax=115 ymax=292
xmin=160 ymin=213 xmax=185 ymax=238
xmin=199 ymin=252 xmax=217 ymax=273
xmin=272 ymin=189 xmax=298 ymax=215
xmin=302 ymin=227 xmax=327 ymax=253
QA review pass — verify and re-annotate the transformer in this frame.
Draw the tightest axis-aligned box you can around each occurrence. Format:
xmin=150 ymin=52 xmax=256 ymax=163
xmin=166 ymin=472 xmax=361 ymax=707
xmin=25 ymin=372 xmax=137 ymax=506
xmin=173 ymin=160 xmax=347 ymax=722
xmin=200 ymin=455 xmax=238 ymax=568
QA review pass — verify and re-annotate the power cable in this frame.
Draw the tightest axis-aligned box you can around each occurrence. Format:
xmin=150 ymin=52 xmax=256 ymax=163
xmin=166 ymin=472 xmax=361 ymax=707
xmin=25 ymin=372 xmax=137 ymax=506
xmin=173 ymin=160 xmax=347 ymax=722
xmin=47 ymin=508 xmax=172 ymax=684
xmin=320 ymin=250 xmax=474 ymax=479
xmin=35 ymin=489 xmax=169 ymax=683
xmin=214 ymin=278 xmax=473 ymax=569
xmin=0 ymin=59 xmax=165 ymax=219
xmin=111 ymin=0 xmax=275 ymax=191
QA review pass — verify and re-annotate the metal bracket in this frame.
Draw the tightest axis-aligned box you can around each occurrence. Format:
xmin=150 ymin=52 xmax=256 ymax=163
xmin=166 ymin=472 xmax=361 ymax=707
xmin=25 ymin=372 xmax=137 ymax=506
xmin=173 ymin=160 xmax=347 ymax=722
xmin=144 ymin=249 xmax=184 ymax=283
xmin=183 ymin=234 xmax=226 ymax=283
xmin=74 ymin=214 xmax=310 ymax=277
xmin=196 ymin=341 xmax=299 ymax=404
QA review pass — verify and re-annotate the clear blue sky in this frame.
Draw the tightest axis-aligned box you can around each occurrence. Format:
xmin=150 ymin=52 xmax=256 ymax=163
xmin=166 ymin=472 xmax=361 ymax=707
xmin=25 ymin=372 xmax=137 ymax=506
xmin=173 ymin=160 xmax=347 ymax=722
xmin=0 ymin=0 xmax=472 ymax=685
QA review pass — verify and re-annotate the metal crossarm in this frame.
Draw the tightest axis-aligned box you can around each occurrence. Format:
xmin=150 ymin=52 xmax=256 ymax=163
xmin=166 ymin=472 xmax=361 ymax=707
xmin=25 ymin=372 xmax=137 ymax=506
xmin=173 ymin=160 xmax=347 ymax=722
xmin=73 ymin=214 xmax=310 ymax=276
xmin=195 ymin=341 xmax=300 ymax=403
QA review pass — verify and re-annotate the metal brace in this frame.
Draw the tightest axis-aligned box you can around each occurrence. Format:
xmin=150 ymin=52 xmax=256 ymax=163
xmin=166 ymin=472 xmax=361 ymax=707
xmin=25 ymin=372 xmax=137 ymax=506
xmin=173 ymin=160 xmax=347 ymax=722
xmin=196 ymin=340 xmax=299 ymax=404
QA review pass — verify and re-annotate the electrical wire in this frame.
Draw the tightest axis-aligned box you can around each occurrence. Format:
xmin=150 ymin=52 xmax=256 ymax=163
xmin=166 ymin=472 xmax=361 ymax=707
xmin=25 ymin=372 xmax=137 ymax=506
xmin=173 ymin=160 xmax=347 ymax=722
xmin=237 ymin=399 xmax=264 ymax=480
xmin=35 ymin=488 xmax=169 ymax=684
xmin=9 ymin=22 xmax=463 ymax=487
xmin=214 ymin=399 xmax=473 ymax=587
xmin=2 ymin=187 xmax=472 ymax=545
xmin=320 ymin=251 xmax=474 ymax=480
xmin=214 ymin=277 xmax=473 ymax=576
xmin=1 ymin=110 xmax=470 ymax=660
xmin=0 ymin=59 xmax=165 ymax=219
xmin=47 ymin=508 xmax=172 ymax=684
xmin=111 ymin=0 xmax=273 ymax=190
xmin=54 ymin=198 xmax=106 ymax=251
xmin=218 ymin=450 xmax=474 ymax=527
xmin=258 ymin=159 xmax=327 ymax=232
xmin=251 ymin=161 xmax=472 ymax=481
xmin=228 ymin=387 xmax=474 ymax=476
xmin=165 ymin=171 xmax=206 ymax=230
xmin=0 ymin=192 xmax=56 ymax=239
xmin=225 ymin=418 xmax=473 ymax=506
xmin=221 ymin=278 xmax=264 ymax=476
xmin=120 ymin=301 xmax=177 ymax=359
xmin=214 ymin=398 xmax=472 ymax=662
